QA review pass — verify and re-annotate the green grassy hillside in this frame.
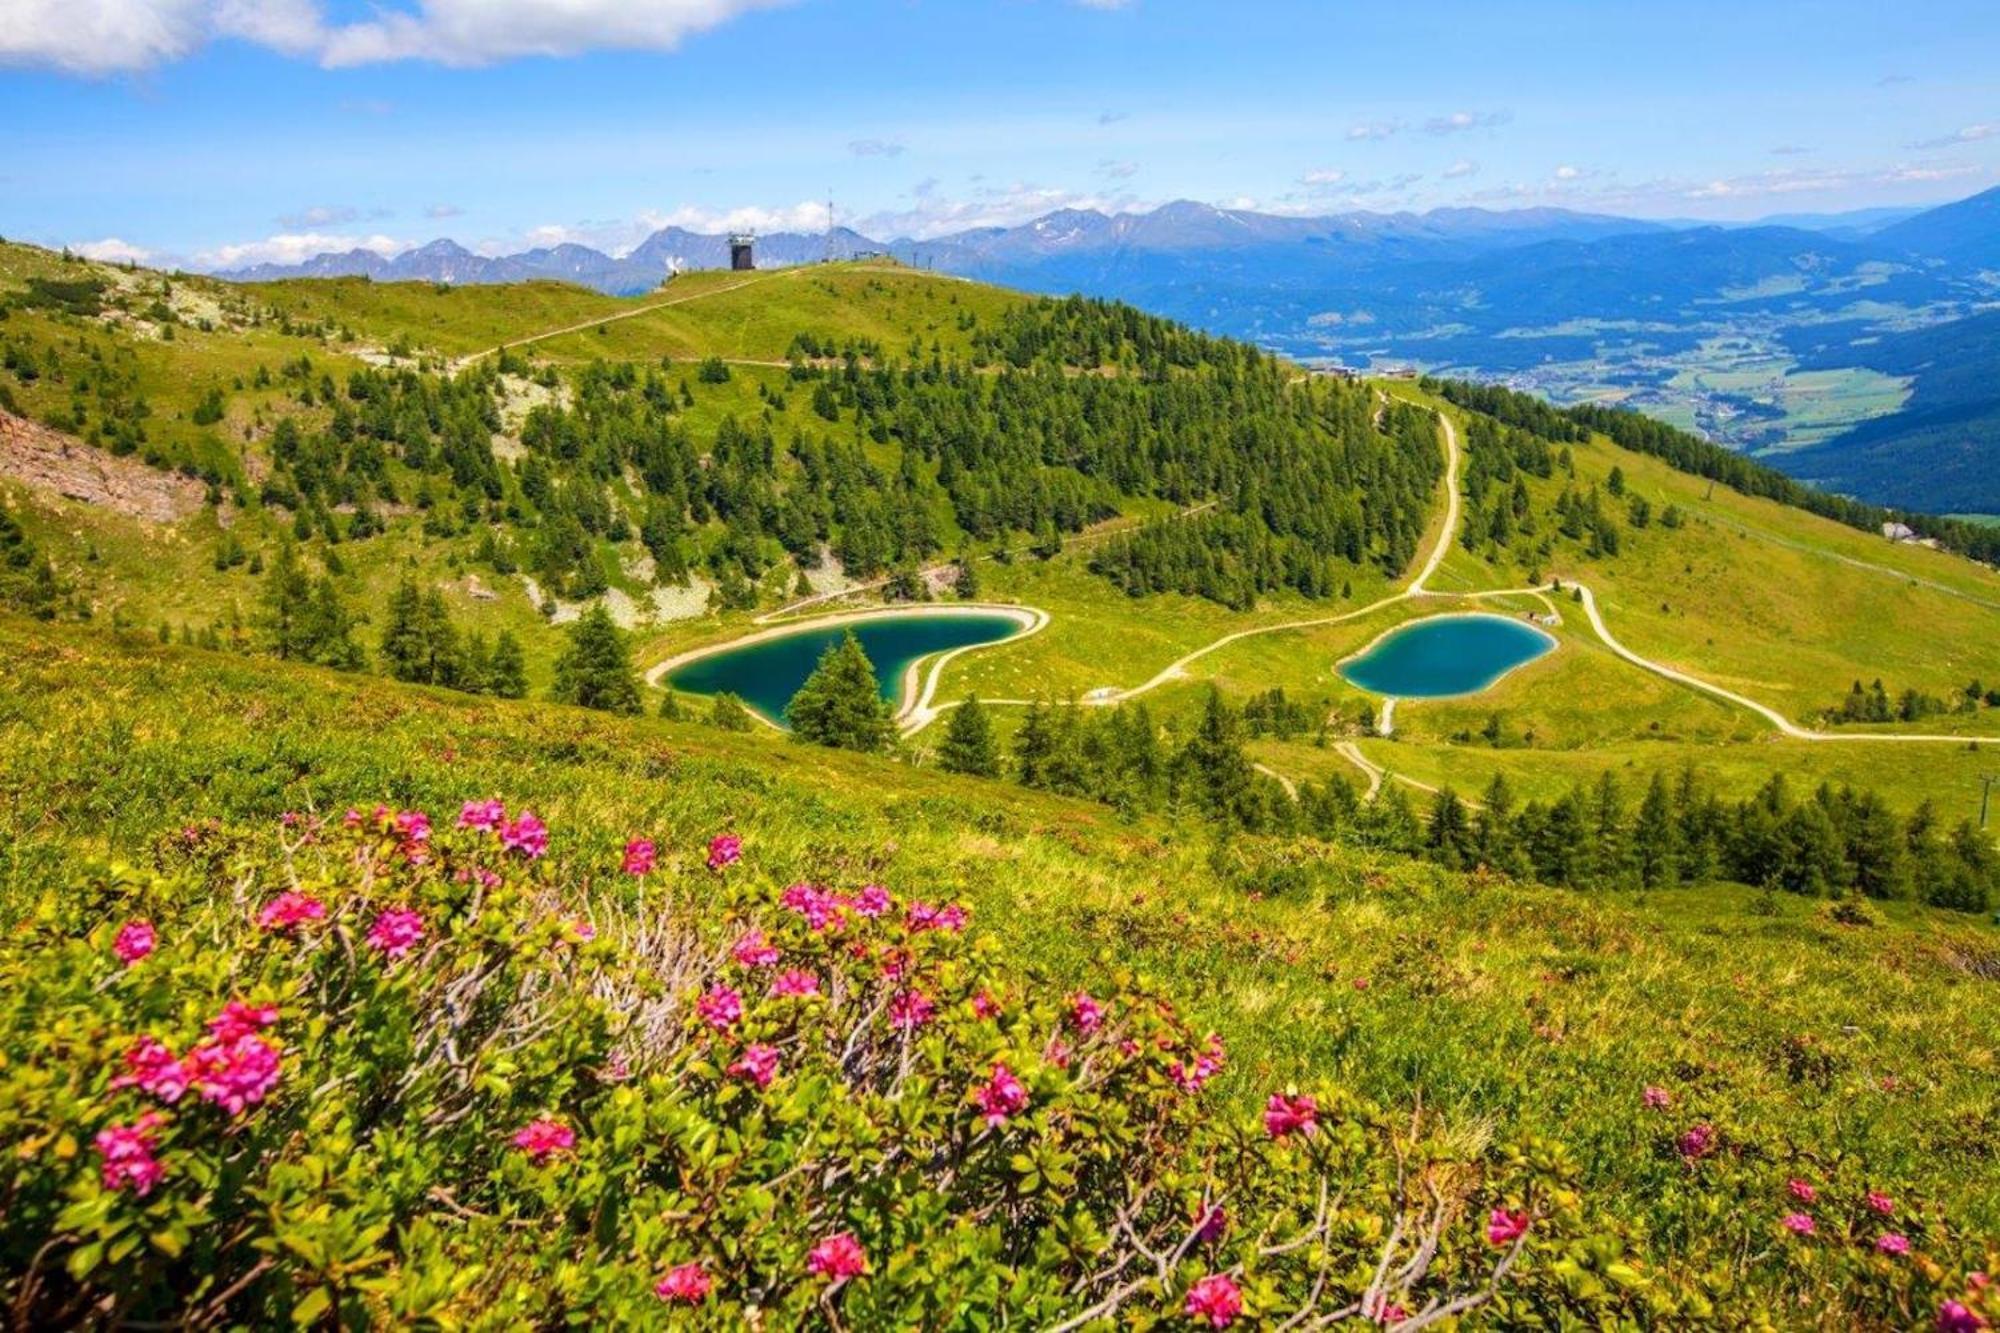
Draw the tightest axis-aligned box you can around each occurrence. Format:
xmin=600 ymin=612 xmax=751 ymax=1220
xmin=3 ymin=613 xmax=1998 ymax=1324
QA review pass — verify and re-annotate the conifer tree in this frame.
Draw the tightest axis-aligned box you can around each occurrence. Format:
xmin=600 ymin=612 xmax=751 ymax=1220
xmin=938 ymin=696 xmax=1000 ymax=777
xmin=550 ymin=604 xmax=641 ymax=714
xmin=787 ymin=631 xmax=893 ymax=751
xmin=708 ymin=692 xmax=754 ymax=732
xmin=487 ymin=630 xmax=528 ymax=699
xmin=1633 ymin=772 xmax=1682 ymax=889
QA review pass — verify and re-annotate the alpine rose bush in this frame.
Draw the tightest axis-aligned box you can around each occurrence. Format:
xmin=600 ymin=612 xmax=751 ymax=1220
xmin=1 ymin=801 xmax=1991 ymax=1328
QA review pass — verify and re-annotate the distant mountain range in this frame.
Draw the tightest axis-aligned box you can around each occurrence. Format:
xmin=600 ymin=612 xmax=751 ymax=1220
xmin=219 ymin=188 xmax=2000 ymax=515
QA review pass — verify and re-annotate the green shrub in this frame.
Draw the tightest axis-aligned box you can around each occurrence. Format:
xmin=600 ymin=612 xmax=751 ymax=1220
xmin=0 ymin=803 xmax=1693 ymax=1327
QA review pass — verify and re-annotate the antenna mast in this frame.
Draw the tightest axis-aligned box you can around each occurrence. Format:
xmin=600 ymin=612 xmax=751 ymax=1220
xmin=824 ymin=191 xmax=835 ymax=263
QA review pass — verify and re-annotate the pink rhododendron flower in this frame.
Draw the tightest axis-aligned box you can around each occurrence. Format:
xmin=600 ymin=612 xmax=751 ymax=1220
xmin=1069 ymin=992 xmax=1105 ymax=1035
xmin=1877 ymin=1233 xmax=1912 ymax=1256
xmin=513 ymin=1118 xmax=576 ymax=1164
xmin=207 ymin=1000 xmax=279 ymax=1043
xmin=1867 ymin=1191 xmax=1897 ymax=1216
xmin=1486 ymin=1208 xmax=1530 ymax=1245
xmin=707 ymin=834 xmax=741 ymax=870
xmin=697 ymin=985 xmax=743 ymax=1031
xmin=974 ymin=1063 xmax=1029 ymax=1126
xmin=732 ymin=930 xmax=781 ymax=968
xmin=807 ymin=1232 xmax=867 ymax=1282
xmin=1937 ymin=1301 xmax=1984 ymax=1333
xmin=396 ymin=810 xmax=431 ymax=843
xmin=1642 ymin=1085 xmax=1672 ymax=1110
xmin=1372 ymin=1302 xmax=1408 ymax=1326
xmin=501 ymin=812 xmax=548 ymax=859
xmin=1171 ymin=1034 xmax=1228 ymax=1094
xmin=1184 ymin=1274 xmax=1243 ymax=1328
xmin=459 ymin=798 xmax=506 ymax=831
xmin=729 ymin=1044 xmax=780 ymax=1089
xmin=567 ymin=917 xmax=596 ymax=944
xmin=906 ymin=900 xmax=968 ymax=933
xmin=622 ymin=839 xmax=656 ymax=877
xmin=1195 ymin=1204 xmax=1229 ymax=1245
xmin=1677 ymin=1123 xmax=1716 ymax=1161
xmin=1264 ymin=1092 xmax=1318 ymax=1140
xmin=972 ymin=990 xmax=1001 ymax=1020
xmin=1782 ymin=1212 xmax=1816 ymax=1237
xmin=113 ymin=920 xmax=156 ymax=966
xmin=889 ymin=989 xmax=935 ymax=1029
xmin=654 ymin=1261 xmax=712 ymax=1305
xmin=96 ymin=1113 xmax=166 ymax=1197
xmin=186 ymin=1035 xmax=282 ymax=1116
xmin=769 ymin=969 xmax=820 ymax=998
xmin=368 ymin=907 xmax=426 ymax=959
xmin=258 ymin=891 xmax=327 ymax=933
xmin=112 ymin=1037 xmax=189 ymax=1103
xmin=847 ymin=884 xmax=891 ymax=917
xmin=1787 ymin=1178 xmax=1817 ymax=1204
xmin=781 ymin=882 xmax=844 ymax=933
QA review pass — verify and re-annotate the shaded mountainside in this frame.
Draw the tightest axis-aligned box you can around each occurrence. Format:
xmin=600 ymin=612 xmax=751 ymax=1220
xmin=1783 ymin=310 xmax=2000 ymax=514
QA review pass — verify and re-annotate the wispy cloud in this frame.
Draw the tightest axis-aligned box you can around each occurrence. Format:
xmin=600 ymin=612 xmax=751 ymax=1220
xmin=848 ymin=138 xmax=906 ymax=158
xmin=1907 ymin=123 xmax=1997 ymax=150
xmin=1097 ymin=109 xmax=1130 ymax=126
xmin=1425 ymin=109 xmax=1511 ymax=136
xmin=1097 ymin=159 xmax=1138 ymax=180
xmin=1346 ymin=119 xmax=1400 ymax=142
xmin=277 ymin=204 xmax=359 ymax=228
xmin=0 ymin=0 xmax=795 ymax=74
xmin=425 ymin=203 xmax=464 ymax=220
xmin=1442 ymin=158 xmax=1479 ymax=180
xmin=1769 ymin=144 xmax=1813 ymax=157
xmin=73 ymin=237 xmax=152 ymax=264
xmin=196 ymin=231 xmax=407 ymax=270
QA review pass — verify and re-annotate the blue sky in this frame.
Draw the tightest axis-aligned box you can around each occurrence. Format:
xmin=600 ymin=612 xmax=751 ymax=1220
xmin=3 ymin=0 xmax=1996 ymax=269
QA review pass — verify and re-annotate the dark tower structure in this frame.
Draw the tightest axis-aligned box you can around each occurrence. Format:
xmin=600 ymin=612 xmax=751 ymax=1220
xmin=729 ymin=233 xmax=755 ymax=271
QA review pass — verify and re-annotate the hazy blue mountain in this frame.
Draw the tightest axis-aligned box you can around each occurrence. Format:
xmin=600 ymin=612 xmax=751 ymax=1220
xmin=1871 ymin=185 xmax=2000 ymax=270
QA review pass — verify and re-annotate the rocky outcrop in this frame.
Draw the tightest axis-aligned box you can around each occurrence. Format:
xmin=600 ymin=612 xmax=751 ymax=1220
xmin=0 ymin=411 xmax=207 ymax=523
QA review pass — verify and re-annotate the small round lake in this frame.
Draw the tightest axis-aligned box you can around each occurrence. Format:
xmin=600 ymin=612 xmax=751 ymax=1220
xmin=1338 ymin=613 xmax=1556 ymax=698
xmin=663 ymin=611 xmax=1032 ymax=724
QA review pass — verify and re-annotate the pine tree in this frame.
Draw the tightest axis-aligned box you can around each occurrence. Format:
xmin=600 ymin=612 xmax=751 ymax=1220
xmin=1633 ymin=772 xmax=1681 ymax=889
xmin=787 ymin=631 xmax=893 ymax=751
xmin=708 ymin=692 xmax=755 ymax=732
xmin=487 ymin=631 xmax=528 ymax=699
xmin=938 ymin=696 xmax=1000 ymax=777
xmin=550 ymin=604 xmax=641 ymax=714
xmin=1425 ymin=788 xmax=1476 ymax=870
xmin=952 ymin=560 xmax=980 ymax=599
xmin=658 ymin=687 xmax=684 ymax=720
xmin=256 ymin=538 xmax=314 ymax=660
xmin=1177 ymin=688 xmax=1255 ymax=829
xmin=1013 ymin=701 xmax=1054 ymax=786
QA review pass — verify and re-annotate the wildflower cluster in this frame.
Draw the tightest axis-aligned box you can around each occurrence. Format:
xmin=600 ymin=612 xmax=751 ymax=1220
xmin=0 ymin=802 xmax=1987 ymax=1328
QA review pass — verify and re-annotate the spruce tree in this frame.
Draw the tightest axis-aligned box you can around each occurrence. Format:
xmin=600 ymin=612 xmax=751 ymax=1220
xmin=1177 ymin=688 xmax=1255 ymax=830
xmin=550 ymin=604 xmax=641 ymax=714
xmin=938 ymin=696 xmax=1000 ymax=777
xmin=708 ymin=692 xmax=755 ymax=732
xmin=256 ymin=539 xmax=314 ymax=660
xmin=487 ymin=631 xmax=528 ymax=699
xmin=788 ymin=632 xmax=894 ymax=751
xmin=1633 ymin=772 xmax=1682 ymax=889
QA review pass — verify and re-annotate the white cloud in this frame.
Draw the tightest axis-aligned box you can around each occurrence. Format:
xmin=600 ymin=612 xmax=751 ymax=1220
xmin=196 ymin=231 xmax=405 ymax=269
xmin=1908 ymin=123 xmax=1997 ymax=150
xmin=1553 ymin=165 xmax=1582 ymax=181
xmin=856 ymin=182 xmax=1145 ymax=240
xmin=1301 ymin=168 xmax=1346 ymax=186
xmin=1425 ymin=109 xmax=1511 ymax=136
xmin=0 ymin=0 xmax=791 ymax=73
xmin=848 ymin=138 xmax=906 ymax=158
xmin=74 ymin=237 xmax=152 ymax=263
xmin=1346 ymin=120 xmax=1399 ymax=142
xmin=1442 ymin=158 xmax=1479 ymax=180
xmin=425 ymin=203 xmax=464 ymax=219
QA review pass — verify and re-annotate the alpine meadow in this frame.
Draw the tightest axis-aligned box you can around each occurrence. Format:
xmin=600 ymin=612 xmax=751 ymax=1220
xmin=3 ymin=2 xmax=1999 ymax=1328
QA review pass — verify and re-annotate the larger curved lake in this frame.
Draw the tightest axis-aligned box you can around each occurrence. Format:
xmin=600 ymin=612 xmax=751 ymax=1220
xmin=664 ymin=612 xmax=1029 ymax=724
xmin=1339 ymin=613 xmax=1556 ymax=698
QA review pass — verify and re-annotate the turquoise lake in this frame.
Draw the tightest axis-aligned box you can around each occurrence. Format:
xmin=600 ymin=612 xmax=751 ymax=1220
xmin=1338 ymin=614 xmax=1556 ymax=698
xmin=664 ymin=613 xmax=1029 ymax=723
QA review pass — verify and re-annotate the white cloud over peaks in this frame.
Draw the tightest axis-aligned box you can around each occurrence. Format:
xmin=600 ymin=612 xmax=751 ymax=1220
xmin=73 ymin=237 xmax=153 ymax=263
xmin=1443 ymin=159 xmax=1479 ymax=180
xmin=195 ymin=231 xmax=405 ymax=270
xmin=0 ymin=0 xmax=789 ymax=73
